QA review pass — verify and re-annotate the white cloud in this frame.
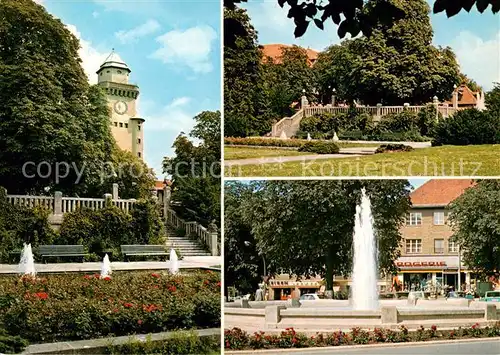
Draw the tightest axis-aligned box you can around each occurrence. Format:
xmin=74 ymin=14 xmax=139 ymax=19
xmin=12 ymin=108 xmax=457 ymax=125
xmin=33 ymin=0 xmax=44 ymax=4
xmin=451 ymin=31 xmax=500 ymax=91
xmin=150 ymin=25 xmax=217 ymax=73
xmin=66 ymin=24 xmax=109 ymax=84
xmin=92 ymin=11 xmax=99 ymax=18
xmin=143 ymin=97 xmax=196 ymax=133
xmin=115 ymin=19 xmax=161 ymax=44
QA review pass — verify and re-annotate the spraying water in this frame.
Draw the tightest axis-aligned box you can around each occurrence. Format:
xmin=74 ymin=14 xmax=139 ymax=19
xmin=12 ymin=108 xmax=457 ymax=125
xmin=100 ymin=254 xmax=112 ymax=278
xmin=169 ymin=249 xmax=179 ymax=274
xmin=351 ymin=189 xmax=379 ymax=310
xmin=19 ymin=243 xmax=36 ymax=277
xmin=307 ymin=133 xmax=312 ymax=141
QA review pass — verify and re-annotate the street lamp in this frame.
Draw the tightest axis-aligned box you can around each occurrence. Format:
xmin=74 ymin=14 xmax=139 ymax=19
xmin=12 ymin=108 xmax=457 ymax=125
xmin=332 ymin=88 xmax=336 ymax=106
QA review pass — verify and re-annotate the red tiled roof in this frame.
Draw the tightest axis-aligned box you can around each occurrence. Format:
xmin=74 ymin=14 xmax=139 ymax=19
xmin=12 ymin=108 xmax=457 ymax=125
xmin=445 ymin=84 xmax=479 ymax=106
xmin=410 ymin=179 xmax=475 ymax=206
xmin=260 ymin=44 xmax=318 ymax=67
xmin=154 ymin=180 xmax=171 ymax=190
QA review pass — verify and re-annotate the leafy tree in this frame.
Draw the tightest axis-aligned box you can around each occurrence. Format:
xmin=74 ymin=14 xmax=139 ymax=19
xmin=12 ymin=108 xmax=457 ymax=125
xmin=224 ymin=181 xmax=266 ymax=297
xmin=0 ymin=0 xmax=115 ymax=196
xmin=224 ymin=0 xmax=499 ymax=39
xmin=315 ymin=0 xmax=460 ymax=105
xmin=241 ymin=180 xmax=411 ymax=297
xmin=224 ymin=8 xmax=266 ymax=137
xmin=485 ymin=83 xmax=500 ymax=117
xmin=104 ymin=148 xmax=156 ymax=200
xmin=460 ymin=73 xmax=483 ymax=93
xmin=163 ymin=111 xmax=221 ymax=226
xmin=448 ymin=180 xmax=500 ymax=275
xmin=262 ymin=45 xmax=316 ymax=118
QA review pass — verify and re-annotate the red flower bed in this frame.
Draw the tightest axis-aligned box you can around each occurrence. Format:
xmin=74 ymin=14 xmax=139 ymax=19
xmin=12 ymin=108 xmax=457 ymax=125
xmin=225 ymin=323 xmax=500 ymax=350
xmin=1 ymin=271 xmax=220 ymax=344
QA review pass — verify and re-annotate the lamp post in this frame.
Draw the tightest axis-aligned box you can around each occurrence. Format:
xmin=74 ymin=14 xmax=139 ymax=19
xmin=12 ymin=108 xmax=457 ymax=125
xmin=331 ymin=88 xmax=336 ymax=106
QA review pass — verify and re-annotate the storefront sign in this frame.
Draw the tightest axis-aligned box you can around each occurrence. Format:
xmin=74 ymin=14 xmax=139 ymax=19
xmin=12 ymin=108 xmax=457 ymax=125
xmin=395 ymin=261 xmax=447 ymax=267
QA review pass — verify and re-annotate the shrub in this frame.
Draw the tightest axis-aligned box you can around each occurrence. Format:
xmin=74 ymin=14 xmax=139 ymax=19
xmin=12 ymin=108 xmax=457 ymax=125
xmin=130 ymin=200 xmax=166 ymax=245
xmin=376 ymin=110 xmax=418 ymax=133
xmin=432 ymin=109 xmax=500 ymax=146
xmin=298 ymin=141 xmax=340 ymax=154
xmin=0 ymin=189 xmax=56 ymax=263
xmin=225 ymin=328 xmax=250 ymax=350
xmin=375 ymin=144 xmax=414 ymax=154
xmin=417 ymin=104 xmax=440 ymax=136
xmin=0 ymin=328 xmax=28 ymax=354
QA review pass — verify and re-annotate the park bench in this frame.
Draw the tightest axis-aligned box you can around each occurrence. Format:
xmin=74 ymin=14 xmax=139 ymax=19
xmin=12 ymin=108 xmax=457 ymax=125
xmin=121 ymin=245 xmax=168 ymax=261
xmin=39 ymin=245 xmax=87 ymax=263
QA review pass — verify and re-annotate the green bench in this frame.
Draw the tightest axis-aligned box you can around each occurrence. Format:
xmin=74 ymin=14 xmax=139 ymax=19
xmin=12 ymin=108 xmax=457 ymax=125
xmin=39 ymin=245 xmax=87 ymax=262
xmin=121 ymin=245 xmax=168 ymax=261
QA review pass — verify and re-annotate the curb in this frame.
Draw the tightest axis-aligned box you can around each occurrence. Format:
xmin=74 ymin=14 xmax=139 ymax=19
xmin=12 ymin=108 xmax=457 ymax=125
xmin=224 ymin=336 xmax=500 ymax=354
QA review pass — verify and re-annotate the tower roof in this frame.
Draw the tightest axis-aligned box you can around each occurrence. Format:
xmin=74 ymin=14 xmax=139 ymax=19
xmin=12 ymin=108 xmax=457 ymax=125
xmin=97 ymin=49 xmax=130 ymax=73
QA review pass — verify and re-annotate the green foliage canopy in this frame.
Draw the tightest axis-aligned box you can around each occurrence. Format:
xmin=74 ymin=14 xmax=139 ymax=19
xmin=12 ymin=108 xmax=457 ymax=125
xmin=448 ymin=180 xmax=500 ymax=275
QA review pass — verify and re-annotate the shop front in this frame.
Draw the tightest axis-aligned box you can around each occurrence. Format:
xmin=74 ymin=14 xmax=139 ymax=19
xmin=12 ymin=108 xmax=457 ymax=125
xmin=268 ymin=276 xmax=322 ymax=300
xmin=394 ymin=255 xmax=471 ymax=293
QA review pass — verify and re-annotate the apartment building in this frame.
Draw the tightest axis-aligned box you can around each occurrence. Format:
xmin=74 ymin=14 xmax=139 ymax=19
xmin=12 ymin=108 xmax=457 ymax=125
xmin=394 ymin=179 xmax=475 ymax=292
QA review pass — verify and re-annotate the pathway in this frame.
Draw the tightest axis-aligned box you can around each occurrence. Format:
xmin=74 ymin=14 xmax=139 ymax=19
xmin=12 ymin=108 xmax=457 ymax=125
xmin=0 ymin=256 xmax=221 ymax=274
xmin=225 ymin=141 xmax=432 ymax=166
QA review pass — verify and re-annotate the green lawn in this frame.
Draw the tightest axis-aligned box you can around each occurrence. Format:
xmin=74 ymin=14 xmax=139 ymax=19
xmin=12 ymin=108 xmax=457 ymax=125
xmin=225 ymin=142 xmax=381 ymax=160
xmin=225 ymin=145 xmax=500 ymax=177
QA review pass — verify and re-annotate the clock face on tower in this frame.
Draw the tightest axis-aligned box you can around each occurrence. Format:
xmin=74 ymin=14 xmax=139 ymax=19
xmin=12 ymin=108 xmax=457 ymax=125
xmin=114 ymin=101 xmax=128 ymax=115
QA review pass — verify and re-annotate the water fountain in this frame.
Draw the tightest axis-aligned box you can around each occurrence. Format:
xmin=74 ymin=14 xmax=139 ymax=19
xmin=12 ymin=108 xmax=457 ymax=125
xmin=307 ymin=133 xmax=312 ymax=141
xmin=19 ymin=243 xmax=36 ymax=277
xmin=351 ymin=189 xmax=379 ymax=311
xmin=100 ymin=254 xmax=112 ymax=279
xmin=169 ymin=249 xmax=179 ymax=274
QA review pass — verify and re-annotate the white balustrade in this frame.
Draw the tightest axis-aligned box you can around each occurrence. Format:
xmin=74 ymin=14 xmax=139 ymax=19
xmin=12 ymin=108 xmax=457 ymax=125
xmin=6 ymin=195 xmax=54 ymax=210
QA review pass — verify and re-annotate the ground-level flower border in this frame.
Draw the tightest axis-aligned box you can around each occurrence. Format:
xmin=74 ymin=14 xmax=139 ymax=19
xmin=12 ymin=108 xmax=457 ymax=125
xmin=225 ymin=322 xmax=500 ymax=350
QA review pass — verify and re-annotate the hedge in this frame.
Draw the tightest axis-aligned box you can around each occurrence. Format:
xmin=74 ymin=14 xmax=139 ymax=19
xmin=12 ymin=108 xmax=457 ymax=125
xmin=225 ymin=137 xmax=307 ymax=148
xmin=375 ymin=144 xmax=414 ymax=154
xmin=0 ymin=271 xmax=221 ymax=345
xmin=298 ymin=141 xmax=340 ymax=154
xmin=225 ymin=323 xmax=500 ymax=350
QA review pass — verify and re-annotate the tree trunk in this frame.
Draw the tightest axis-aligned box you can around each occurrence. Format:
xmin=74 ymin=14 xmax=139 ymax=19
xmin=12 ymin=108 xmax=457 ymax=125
xmin=325 ymin=254 xmax=335 ymax=299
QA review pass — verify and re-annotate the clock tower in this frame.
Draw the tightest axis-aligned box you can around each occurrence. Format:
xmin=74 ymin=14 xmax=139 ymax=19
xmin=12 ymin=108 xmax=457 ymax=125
xmin=97 ymin=50 xmax=145 ymax=159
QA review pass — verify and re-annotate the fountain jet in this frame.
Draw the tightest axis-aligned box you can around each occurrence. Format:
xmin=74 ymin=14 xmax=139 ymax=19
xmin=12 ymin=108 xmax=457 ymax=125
xmin=351 ymin=189 xmax=379 ymax=311
xmin=100 ymin=254 xmax=112 ymax=279
xmin=169 ymin=249 xmax=179 ymax=274
xmin=19 ymin=243 xmax=36 ymax=277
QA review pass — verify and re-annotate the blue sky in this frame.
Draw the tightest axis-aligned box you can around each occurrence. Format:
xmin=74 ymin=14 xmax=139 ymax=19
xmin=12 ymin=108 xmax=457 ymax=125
xmin=242 ymin=0 xmax=500 ymax=92
xmin=37 ymin=0 xmax=221 ymax=179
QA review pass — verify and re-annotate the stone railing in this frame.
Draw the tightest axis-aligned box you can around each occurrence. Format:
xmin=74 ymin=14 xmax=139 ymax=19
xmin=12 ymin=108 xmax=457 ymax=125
xmin=166 ymin=208 xmax=219 ymax=256
xmin=271 ymin=101 xmax=465 ymax=138
xmin=6 ymin=185 xmax=138 ymax=217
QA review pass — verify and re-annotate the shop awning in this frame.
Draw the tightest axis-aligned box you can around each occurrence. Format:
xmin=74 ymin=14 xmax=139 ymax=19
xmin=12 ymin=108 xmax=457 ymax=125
xmin=395 ymin=255 xmax=467 ymax=271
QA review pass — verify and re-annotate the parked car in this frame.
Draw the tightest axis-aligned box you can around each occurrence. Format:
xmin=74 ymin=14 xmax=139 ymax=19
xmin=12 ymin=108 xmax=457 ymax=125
xmin=299 ymin=293 xmax=321 ymax=301
xmin=480 ymin=291 xmax=500 ymax=302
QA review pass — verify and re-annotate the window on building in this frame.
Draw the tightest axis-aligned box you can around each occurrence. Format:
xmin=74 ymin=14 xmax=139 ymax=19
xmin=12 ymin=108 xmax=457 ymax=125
xmin=138 ymin=125 xmax=141 ymax=131
xmin=448 ymin=241 xmax=459 ymax=253
xmin=113 ymin=122 xmax=117 ymax=127
xmin=125 ymin=123 xmax=128 ymax=128
xmin=119 ymin=123 xmax=123 ymax=128
xmin=405 ymin=239 xmax=422 ymax=254
xmin=138 ymin=138 xmax=141 ymax=144
xmin=434 ymin=211 xmax=445 ymax=225
xmin=434 ymin=239 xmax=444 ymax=254
xmin=138 ymin=152 xmax=141 ymax=158
xmin=107 ymin=70 xmax=110 ymax=73
xmin=406 ymin=213 xmax=422 ymax=226
xmin=117 ymin=70 xmax=122 ymax=74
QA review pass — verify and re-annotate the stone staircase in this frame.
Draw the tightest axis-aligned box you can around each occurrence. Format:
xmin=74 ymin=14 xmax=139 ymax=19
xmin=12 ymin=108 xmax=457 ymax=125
xmin=165 ymin=227 xmax=211 ymax=257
